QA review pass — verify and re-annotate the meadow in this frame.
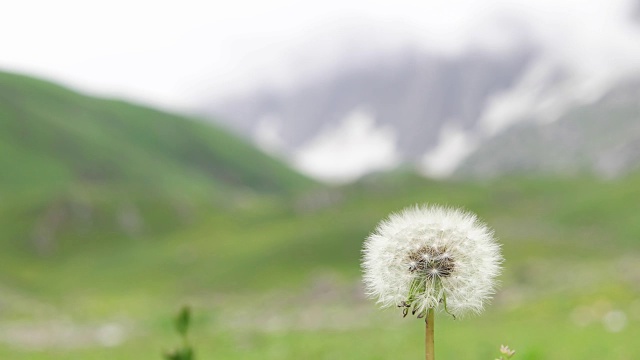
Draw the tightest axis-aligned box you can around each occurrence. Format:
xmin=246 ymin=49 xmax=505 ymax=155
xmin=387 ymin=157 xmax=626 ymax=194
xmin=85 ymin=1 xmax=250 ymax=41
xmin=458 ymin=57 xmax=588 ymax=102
xmin=1 ymin=174 xmax=639 ymax=359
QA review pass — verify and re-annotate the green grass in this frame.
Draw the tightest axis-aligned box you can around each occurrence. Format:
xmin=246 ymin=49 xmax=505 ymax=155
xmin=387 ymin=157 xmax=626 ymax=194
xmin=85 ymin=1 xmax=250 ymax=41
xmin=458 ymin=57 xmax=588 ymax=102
xmin=0 ymin=174 xmax=638 ymax=359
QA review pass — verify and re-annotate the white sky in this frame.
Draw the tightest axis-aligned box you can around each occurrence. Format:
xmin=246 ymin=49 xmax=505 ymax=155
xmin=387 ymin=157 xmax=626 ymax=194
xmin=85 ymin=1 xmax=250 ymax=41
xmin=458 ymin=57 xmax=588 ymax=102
xmin=1 ymin=0 xmax=639 ymax=109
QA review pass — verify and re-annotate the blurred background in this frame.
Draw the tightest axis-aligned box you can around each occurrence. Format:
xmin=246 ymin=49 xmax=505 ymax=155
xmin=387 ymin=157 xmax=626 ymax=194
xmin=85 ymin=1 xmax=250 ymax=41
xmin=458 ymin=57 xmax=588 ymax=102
xmin=1 ymin=0 xmax=639 ymax=359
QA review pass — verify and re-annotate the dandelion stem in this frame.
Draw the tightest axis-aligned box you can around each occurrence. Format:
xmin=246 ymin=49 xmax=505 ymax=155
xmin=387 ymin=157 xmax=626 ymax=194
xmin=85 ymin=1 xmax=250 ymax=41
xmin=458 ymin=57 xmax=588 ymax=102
xmin=425 ymin=308 xmax=435 ymax=360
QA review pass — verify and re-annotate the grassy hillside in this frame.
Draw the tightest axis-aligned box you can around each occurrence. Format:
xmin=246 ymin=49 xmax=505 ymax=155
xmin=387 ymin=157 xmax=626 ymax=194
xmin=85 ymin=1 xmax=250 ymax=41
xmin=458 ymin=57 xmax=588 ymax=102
xmin=0 ymin=70 xmax=312 ymax=195
xmin=0 ymin=174 xmax=638 ymax=359
xmin=0 ymin=70 xmax=313 ymax=256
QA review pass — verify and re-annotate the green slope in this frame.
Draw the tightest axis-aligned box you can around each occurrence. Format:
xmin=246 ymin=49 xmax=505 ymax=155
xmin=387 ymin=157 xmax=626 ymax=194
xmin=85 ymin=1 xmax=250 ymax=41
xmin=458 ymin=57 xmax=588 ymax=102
xmin=0 ymin=70 xmax=313 ymax=255
xmin=0 ymin=70 xmax=312 ymax=195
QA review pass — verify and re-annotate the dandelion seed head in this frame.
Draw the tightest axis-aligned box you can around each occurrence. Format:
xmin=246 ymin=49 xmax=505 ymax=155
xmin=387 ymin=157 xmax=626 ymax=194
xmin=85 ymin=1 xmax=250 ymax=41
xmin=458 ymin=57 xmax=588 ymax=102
xmin=362 ymin=204 xmax=503 ymax=318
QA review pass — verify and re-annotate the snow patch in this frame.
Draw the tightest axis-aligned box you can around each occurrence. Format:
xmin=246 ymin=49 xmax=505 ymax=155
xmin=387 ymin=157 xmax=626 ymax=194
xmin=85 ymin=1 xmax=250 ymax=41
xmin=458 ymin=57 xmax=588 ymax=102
xmin=293 ymin=109 xmax=399 ymax=183
xmin=479 ymin=59 xmax=560 ymax=135
xmin=479 ymin=57 xmax=623 ymax=137
xmin=419 ymin=124 xmax=478 ymax=178
xmin=253 ymin=114 xmax=285 ymax=155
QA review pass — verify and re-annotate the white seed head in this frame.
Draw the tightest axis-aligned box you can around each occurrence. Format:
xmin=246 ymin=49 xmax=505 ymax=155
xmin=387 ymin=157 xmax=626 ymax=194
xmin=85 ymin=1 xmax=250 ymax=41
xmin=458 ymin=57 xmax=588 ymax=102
xmin=362 ymin=205 xmax=502 ymax=318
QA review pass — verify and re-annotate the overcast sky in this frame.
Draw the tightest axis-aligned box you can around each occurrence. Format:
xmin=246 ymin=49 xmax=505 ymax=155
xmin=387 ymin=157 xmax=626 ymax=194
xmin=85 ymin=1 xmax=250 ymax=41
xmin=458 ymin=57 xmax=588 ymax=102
xmin=2 ymin=0 xmax=639 ymax=109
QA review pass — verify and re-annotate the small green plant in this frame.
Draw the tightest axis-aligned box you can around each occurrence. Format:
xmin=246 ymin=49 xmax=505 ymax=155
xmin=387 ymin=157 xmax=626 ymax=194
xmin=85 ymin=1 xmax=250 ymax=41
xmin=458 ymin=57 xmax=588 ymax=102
xmin=163 ymin=306 xmax=194 ymax=360
xmin=495 ymin=344 xmax=516 ymax=359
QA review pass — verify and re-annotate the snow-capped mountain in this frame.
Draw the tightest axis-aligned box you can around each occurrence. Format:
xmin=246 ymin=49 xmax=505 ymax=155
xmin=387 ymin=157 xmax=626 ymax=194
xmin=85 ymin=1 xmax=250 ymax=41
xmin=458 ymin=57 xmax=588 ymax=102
xmin=203 ymin=2 xmax=640 ymax=183
xmin=207 ymin=47 xmax=537 ymax=181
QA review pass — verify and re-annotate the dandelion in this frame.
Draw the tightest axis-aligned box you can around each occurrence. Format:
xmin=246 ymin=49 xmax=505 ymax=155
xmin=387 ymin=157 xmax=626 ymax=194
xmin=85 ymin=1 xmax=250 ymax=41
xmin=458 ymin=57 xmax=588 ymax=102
xmin=362 ymin=205 xmax=503 ymax=359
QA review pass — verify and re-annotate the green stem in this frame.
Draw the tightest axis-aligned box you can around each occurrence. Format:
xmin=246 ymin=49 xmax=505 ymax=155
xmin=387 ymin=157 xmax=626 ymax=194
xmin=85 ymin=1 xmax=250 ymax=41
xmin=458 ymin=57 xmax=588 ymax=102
xmin=425 ymin=308 xmax=435 ymax=360
xmin=181 ymin=334 xmax=192 ymax=360
xmin=442 ymin=292 xmax=455 ymax=320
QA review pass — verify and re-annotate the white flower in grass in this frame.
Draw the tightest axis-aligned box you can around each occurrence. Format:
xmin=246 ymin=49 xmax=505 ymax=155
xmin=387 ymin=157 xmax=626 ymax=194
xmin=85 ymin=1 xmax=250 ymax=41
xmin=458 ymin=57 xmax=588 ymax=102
xmin=362 ymin=205 xmax=502 ymax=318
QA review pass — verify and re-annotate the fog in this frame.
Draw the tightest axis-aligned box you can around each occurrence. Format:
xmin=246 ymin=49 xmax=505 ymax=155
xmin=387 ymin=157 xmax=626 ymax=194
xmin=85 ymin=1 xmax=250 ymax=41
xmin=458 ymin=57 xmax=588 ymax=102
xmin=2 ymin=0 xmax=639 ymax=109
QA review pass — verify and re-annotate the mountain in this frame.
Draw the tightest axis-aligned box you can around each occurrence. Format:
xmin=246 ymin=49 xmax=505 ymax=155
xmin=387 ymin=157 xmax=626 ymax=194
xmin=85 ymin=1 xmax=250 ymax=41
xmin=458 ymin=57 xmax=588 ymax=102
xmin=0 ymin=70 xmax=312 ymax=255
xmin=206 ymin=47 xmax=536 ymax=181
xmin=0 ymin=71 xmax=312 ymax=194
xmin=455 ymin=78 xmax=640 ymax=178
